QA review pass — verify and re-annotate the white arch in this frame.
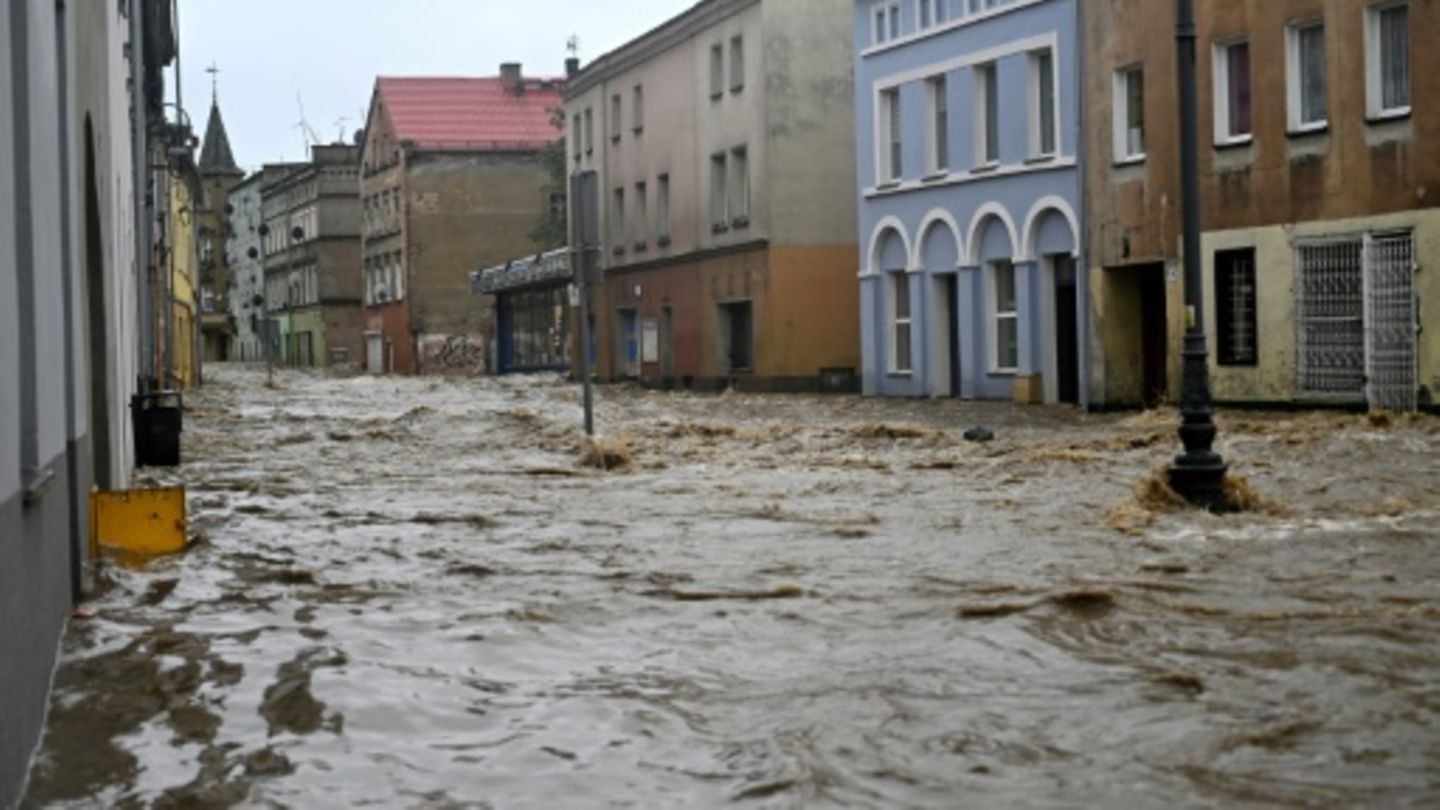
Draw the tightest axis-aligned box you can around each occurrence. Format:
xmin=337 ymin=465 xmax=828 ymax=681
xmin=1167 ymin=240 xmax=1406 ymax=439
xmin=865 ymin=216 xmax=912 ymax=277
xmin=965 ymin=203 xmax=1020 ymax=266
xmin=1019 ymin=195 xmax=1081 ymax=261
xmin=911 ymin=208 xmax=966 ymax=272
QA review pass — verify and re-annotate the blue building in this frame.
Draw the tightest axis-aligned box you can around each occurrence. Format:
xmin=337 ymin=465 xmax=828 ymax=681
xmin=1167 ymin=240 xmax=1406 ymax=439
xmin=854 ymin=0 xmax=1086 ymax=405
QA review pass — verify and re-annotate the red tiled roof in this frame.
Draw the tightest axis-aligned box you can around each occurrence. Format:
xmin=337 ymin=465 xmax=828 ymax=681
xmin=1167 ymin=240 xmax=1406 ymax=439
xmin=375 ymin=76 xmax=564 ymax=152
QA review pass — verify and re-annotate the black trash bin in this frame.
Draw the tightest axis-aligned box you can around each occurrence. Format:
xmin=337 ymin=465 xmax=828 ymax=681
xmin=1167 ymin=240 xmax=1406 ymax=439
xmin=132 ymin=391 xmax=184 ymax=468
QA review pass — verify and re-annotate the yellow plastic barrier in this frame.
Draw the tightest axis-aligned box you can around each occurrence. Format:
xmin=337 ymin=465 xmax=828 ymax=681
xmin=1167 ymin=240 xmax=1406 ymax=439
xmin=90 ymin=486 xmax=188 ymax=557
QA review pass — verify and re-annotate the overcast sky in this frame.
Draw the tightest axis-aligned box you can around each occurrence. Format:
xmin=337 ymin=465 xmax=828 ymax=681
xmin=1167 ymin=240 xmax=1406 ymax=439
xmin=177 ymin=0 xmax=695 ymax=172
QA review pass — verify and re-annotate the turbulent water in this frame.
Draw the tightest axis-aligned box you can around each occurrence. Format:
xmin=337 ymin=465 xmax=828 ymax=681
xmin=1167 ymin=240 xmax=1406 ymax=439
xmin=21 ymin=366 xmax=1440 ymax=808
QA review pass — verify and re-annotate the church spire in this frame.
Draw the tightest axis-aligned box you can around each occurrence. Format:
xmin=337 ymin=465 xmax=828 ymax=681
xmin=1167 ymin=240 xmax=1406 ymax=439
xmin=198 ymin=88 xmax=242 ymax=177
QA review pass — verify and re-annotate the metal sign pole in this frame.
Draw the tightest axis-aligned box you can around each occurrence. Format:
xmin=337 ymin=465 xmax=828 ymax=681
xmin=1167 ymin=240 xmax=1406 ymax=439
xmin=572 ymin=171 xmax=597 ymax=436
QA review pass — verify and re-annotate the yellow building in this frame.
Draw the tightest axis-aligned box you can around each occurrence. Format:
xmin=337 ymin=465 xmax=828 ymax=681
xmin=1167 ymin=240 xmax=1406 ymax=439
xmin=167 ymin=161 xmax=202 ymax=390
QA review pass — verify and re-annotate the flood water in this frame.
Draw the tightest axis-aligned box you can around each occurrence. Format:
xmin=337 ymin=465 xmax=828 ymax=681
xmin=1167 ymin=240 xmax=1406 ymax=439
xmin=21 ymin=365 xmax=1440 ymax=808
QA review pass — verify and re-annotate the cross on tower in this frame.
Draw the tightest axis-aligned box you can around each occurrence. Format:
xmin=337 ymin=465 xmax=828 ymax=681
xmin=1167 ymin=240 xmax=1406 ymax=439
xmin=206 ymin=63 xmax=220 ymax=104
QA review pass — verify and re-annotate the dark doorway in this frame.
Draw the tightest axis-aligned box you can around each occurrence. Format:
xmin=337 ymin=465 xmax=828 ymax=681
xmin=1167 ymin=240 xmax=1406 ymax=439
xmin=1053 ymin=256 xmax=1080 ymax=405
xmin=1139 ymin=263 xmax=1168 ymax=406
xmin=83 ymin=119 xmax=113 ymax=490
xmin=716 ymin=301 xmax=754 ymax=373
xmin=941 ymin=275 xmax=960 ymax=397
xmin=660 ymin=306 xmax=675 ymax=381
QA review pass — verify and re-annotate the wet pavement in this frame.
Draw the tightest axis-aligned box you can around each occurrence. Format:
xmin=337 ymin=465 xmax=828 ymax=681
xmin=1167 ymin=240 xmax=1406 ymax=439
xmin=21 ymin=365 xmax=1440 ymax=808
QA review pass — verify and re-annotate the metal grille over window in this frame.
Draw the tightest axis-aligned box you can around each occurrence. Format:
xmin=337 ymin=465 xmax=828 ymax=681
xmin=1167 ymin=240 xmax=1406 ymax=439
xmin=1216 ymin=249 xmax=1257 ymax=366
xmin=1365 ymin=233 xmax=1418 ymax=412
xmin=1297 ymin=241 xmax=1365 ymax=398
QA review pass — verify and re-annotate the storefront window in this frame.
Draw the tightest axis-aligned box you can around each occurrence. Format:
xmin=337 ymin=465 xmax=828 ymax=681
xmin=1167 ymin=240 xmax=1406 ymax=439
xmin=501 ymin=284 xmax=571 ymax=372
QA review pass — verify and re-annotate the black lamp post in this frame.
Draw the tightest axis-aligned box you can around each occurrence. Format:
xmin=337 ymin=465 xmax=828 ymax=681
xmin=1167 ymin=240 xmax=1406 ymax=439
xmin=1170 ymin=0 xmax=1228 ymax=510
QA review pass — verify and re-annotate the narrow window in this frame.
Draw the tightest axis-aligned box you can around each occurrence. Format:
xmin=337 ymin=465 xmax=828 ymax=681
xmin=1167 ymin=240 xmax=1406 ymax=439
xmin=610 ymin=94 xmax=622 ymax=141
xmin=584 ymin=108 xmax=594 ymax=153
xmin=634 ymin=182 xmax=648 ymax=249
xmin=1032 ymin=48 xmax=1057 ymax=157
xmin=1113 ymin=66 xmax=1145 ymax=161
xmin=1215 ymin=248 xmax=1258 ymax=366
xmin=891 ymin=272 xmax=912 ymax=373
xmin=991 ymin=260 xmax=1018 ymax=372
xmin=572 ymin=114 xmax=582 ymax=157
xmin=882 ymin=88 xmax=903 ymax=181
xmin=1366 ymin=2 xmax=1410 ymax=118
xmin=1214 ymin=40 xmax=1252 ymax=143
xmin=874 ymin=6 xmax=887 ymax=45
xmin=711 ymin=153 xmax=728 ymax=230
xmin=889 ymin=2 xmax=900 ymax=38
xmin=611 ymin=187 xmax=625 ymax=252
xmin=927 ymin=75 xmax=949 ymax=173
xmin=632 ymin=85 xmax=644 ymax=132
xmin=730 ymin=147 xmax=750 ymax=224
xmin=730 ymin=36 xmax=745 ymax=91
xmin=920 ymin=0 xmax=934 ymax=29
xmin=657 ymin=174 xmax=671 ymax=243
xmin=1287 ymin=21 xmax=1328 ymax=130
xmin=975 ymin=63 xmax=999 ymax=165
xmin=710 ymin=44 xmax=725 ymax=98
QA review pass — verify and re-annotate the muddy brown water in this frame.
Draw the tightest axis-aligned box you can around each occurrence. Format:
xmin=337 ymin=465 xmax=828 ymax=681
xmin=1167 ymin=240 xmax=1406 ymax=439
xmin=20 ymin=366 xmax=1440 ymax=808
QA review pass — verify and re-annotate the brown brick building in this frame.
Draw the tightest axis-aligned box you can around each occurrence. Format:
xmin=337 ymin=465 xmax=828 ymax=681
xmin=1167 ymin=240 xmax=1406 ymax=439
xmin=1085 ymin=0 xmax=1437 ymax=410
xmin=359 ymin=68 xmax=564 ymax=375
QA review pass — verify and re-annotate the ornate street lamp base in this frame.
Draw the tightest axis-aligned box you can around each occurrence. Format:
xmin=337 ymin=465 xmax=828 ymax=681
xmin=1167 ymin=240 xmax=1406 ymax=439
xmin=1170 ymin=331 xmax=1228 ymax=512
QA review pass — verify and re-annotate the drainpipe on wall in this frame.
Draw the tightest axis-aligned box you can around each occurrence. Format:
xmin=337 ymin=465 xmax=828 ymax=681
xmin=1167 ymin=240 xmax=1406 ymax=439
xmin=131 ymin=0 xmax=154 ymax=387
xmin=1075 ymin=0 xmax=1092 ymax=411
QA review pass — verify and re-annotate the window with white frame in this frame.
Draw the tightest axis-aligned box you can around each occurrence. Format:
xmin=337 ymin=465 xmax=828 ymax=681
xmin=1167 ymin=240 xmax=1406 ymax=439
xmin=730 ymin=36 xmax=745 ymax=91
xmin=873 ymin=1 xmax=901 ymax=46
xmin=710 ymin=44 xmax=725 ymax=98
xmin=572 ymin=114 xmax=582 ymax=158
xmin=1287 ymin=20 xmax=1328 ymax=131
xmin=881 ymin=87 xmax=903 ymax=182
xmin=920 ymin=0 xmax=949 ymax=29
xmin=989 ymin=260 xmax=1019 ymax=372
xmin=1213 ymin=39 xmax=1253 ymax=144
xmin=710 ymin=153 xmax=728 ymax=230
xmin=974 ymin=62 xmax=999 ymax=165
xmin=1030 ymin=47 xmax=1057 ymax=158
xmin=1113 ymin=66 xmax=1146 ymax=161
xmin=1365 ymin=1 xmax=1410 ymax=119
xmin=730 ymin=147 xmax=750 ymax=225
xmin=634 ymin=182 xmax=648 ymax=249
xmin=632 ymin=85 xmax=645 ymax=132
xmin=890 ymin=271 xmax=912 ymax=373
xmin=610 ymin=94 xmax=622 ymax=141
xmin=926 ymin=74 xmax=949 ymax=174
xmin=657 ymin=174 xmax=671 ymax=243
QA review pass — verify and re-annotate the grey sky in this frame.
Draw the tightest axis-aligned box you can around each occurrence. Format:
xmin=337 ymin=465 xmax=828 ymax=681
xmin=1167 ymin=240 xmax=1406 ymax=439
xmin=178 ymin=0 xmax=695 ymax=172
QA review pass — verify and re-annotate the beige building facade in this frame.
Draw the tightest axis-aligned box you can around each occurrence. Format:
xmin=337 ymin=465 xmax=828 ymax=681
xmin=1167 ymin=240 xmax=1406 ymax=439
xmin=567 ymin=0 xmax=860 ymax=391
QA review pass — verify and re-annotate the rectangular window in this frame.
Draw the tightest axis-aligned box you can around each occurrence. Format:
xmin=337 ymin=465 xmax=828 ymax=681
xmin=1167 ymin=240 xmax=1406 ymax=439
xmin=1287 ymin=21 xmax=1328 ymax=130
xmin=657 ymin=174 xmax=671 ymax=243
xmin=1114 ymin=66 xmax=1145 ymax=161
xmin=612 ymin=187 xmax=625 ymax=252
xmin=610 ymin=94 xmax=622 ymax=141
xmin=920 ymin=0 xmax=934 ymax=28
xmin=926 ymin=75 xmax=949 ymax=173
xmin=1031 ymin=48 xmax=1057 ymax=157
xmin=1215 ymin=248 xmax=1258 ymax=366
xmin=1366 ymin=2 xmax=1410 ymax=118
xmin=1214 ymin=40 xmax=1252 ymax=143
xmin=711 ymin=154 xmax=728 ymax=230
xmin=990 ymin=260 xmax=1019 ymax=372
xmin=881 ymin=88 xmax=903 ymax=181
xmin=891 ymin=271 xmax=912 ymax=373
xmin=710 ymin=44 xmax=725 ymax=98
xmin=584 ymin=108 xmax=594 ymax=153
xmin=730 ymin=36 xmax=745 ymax=91
xmin=634 ymin=182 xmax=648 ymax=249
xmin=874 ymin=1 xmax=901 ymax=45
xmin=632 ymin=85 xmax=645 ymax=132
xmin=975 ymin=62 xmax=999 ymax=165
xmin=573 ymin=114 xmax=582 ymax=157
xmin=730 ymin=147 xmax=750 ymax=224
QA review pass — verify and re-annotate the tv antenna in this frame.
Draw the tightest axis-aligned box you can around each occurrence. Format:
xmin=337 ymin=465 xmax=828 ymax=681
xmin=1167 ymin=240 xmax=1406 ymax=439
xmin=567 ymin=35 xmax=580 ymax=59
xmin=294 ymin=93 xmax=321 ymax=154
xmin=334 ymin=117 xmax=348 ymax=144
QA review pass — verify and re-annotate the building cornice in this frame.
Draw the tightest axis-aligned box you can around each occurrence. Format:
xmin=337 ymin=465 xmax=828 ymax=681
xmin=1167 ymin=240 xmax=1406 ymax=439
xmin=567 ymin=0 xmax=762 ymax=98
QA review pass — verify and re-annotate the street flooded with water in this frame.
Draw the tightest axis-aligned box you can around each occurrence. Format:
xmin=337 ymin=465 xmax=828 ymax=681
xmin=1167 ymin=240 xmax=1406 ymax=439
xmin=20 ymin=365 xmax=1440 ymax=808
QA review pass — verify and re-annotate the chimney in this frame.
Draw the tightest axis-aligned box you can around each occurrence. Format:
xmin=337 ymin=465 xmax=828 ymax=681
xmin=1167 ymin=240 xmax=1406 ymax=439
xmin=565 ymin=57 xmax=580 ymax=78
xmin=500 ymin=62 xmax=523 ymax=92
